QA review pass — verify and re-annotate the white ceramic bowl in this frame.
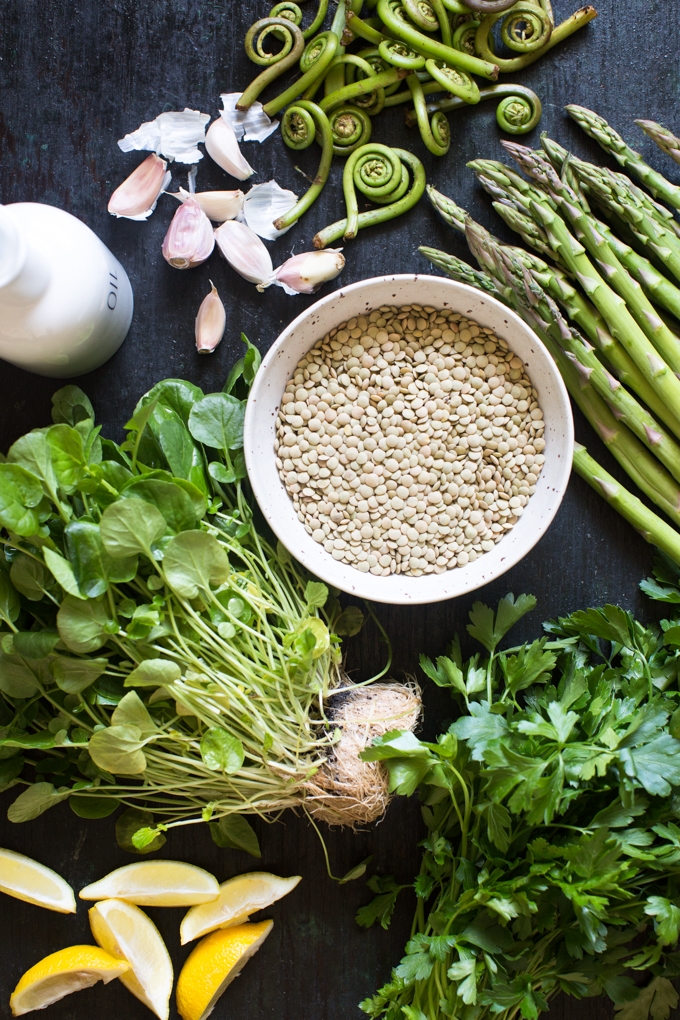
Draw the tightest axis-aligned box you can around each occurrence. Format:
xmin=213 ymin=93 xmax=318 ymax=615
xmin=244 ymin=274 xmax=573 ymax=605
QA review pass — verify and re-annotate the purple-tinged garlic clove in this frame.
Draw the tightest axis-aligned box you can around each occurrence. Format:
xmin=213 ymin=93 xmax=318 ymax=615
xmin=108 ymin=154 xmax=171 ymax=220
xmin=273 ymin=249 xmax=345 ymax=295
xmin=195 ymin=281 xmax=227 ymax=354
xmin=162 ymin=197 xmax=215 ymax=269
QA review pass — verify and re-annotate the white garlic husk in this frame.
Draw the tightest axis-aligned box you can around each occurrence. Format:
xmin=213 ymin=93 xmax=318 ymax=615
xmin=108 ymin=154 xmax=171 ymax=220
xmin=243 ymin=180 xmax=298 ymax=240
xmin=219 ymin=93 xmax=279 ymax=142
xmin=205 ymin=118 xmax=255 ymax=180
xmin=274 ymin=249 xmax=345 ymax=295
xmin=174 ymin=186 xmax=245 ymax=223
xmin=118 ymin=108 xmax=210 ymax=163
xmin=214 ymin=220 xmax=274 ymax=290
xmin=161 ymin=197 xmax=215 ymax=269
xmin=195 ymin=281 xmax=227 ymax=354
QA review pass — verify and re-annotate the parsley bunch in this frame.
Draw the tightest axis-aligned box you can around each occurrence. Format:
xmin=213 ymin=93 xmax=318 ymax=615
xmin=358 ymin=587 xmax=680 ymax=1020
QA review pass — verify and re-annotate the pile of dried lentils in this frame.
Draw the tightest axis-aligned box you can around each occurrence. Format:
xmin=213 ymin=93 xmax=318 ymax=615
xmin=275 ymin=304 xmax=545 ymax=577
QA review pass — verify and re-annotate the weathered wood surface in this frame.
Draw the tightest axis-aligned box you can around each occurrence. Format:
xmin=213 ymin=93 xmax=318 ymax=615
xmin=1 ymin=0 xmax=679 ymax=1016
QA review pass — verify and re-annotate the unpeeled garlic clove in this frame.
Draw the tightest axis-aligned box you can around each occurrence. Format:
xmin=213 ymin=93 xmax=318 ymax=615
xmin=205 ymin=118 xmax=255 ymax=181
xmin=162 ymin=197 xmax=215 ymax=269
xmin=195 ymin=281 xmax=226 ymax=354
xmin=214 ymin=220 xmax=274 ymax=290
xmin=108 ymin=154 xmax=171 ymax=220
xmin=174 ymin=186 xmax=245 ymax=223
xmin=273 ymin=249 xmax=345 ymax=295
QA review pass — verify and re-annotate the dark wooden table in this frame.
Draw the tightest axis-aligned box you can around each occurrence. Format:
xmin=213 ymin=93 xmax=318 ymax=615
xmin=1 ymin=1 xmax=679 ymax=1017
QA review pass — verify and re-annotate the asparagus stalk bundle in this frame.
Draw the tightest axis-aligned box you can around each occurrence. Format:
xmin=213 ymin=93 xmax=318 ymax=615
xmin=419 ymin=106 xmax=680 ymax=563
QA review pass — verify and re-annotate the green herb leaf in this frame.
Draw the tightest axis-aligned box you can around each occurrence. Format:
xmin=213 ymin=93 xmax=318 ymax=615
xmin=7 ymin=431 xmax=59 ymax=498
xmin=334 ymin=605 xmax=364 ymax=637
xmin=124 ymin=659 xmax=181 ymax=688
xmin=69 ymin=794 xmax=119 ymax=819
xmin=51 ymin=385 xmax=95 ymax=427
xmin=122 ymin=478 xmax=201 ymax=533
xmin=100 ymin=499 xmax=167 ymax=559
xmin=200 ymin=728 xmax=245 ymax=773
xmin=188 ymin=393 xmax=245 ymax=452
xmin=7 ymin=782 xmax=70 ymax=822
xmin=0 ymin=463 xmax=43 ymax=536
xmin=57 ymin=595 xmax=110 ymax=653
xmin=162 ymin=531 xmax=230 ymax=599
xmin=356 ymin=875 xmax=404 ymax=929
xmin=65 ymin=521 xmax=138 ymax=597
xmin=111 ymin=692 xmax=156 ymax=736
xmin=0 ymin=653 xmax=40 ymax=698
xmin=12 ymin=631 xmax=59 ymax=659
xmin=43 ymin=549 xmax=84 ymax=599
xmin=47 ymin=424 xmax=87 ymax=493
xmin=468 ymin=594 xmax=536 ymax=653
xmin=614 ymin=977 xmax=679 ymax=1020
xmin=116 ymin=807 xmax=166 ymax=854
xmin=87 ymin=725 xmax=147 ymax=775
xmin=644 ymin=896 xmax=680 ymax=946
xmin=209 ymin=813 xmax=261 ymax=857
xmin=9 ymin=554 xmax=55 ymax=602
xmin=51 ymin=656 xmax=108 ymax=694
xmin=304 ymin=581 xmax=329 ymax=610
xmin=0 ymin=571 xmax=20 ymax=625
xmin=339 ymin=855 xmax=373 ymax=884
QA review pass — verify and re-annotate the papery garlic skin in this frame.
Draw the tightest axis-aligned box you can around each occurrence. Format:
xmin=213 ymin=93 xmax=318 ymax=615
xmin=219 ymin=93 xmax=279 ymax=142
xmin=175 ymin=187 xmax=244 ymax=223
xmin=274 ymin=249 xmax=345 ymax=295
xmin=214 ymin=220 xmax=274 ymax=290
xmin=108 ymin=154 xmax=171 ymax=220
xmin=205 ymin=118 xmax=255 ymax=181
xmin=243 ymin=180 xmax=298 ymax=240
xmin=161 ymin=197 xmax=215 ymax=270
xmin=195 ymin=281 xmax=226 ymax=353
xmin=118 ymin=109 xmax=210 ymax=163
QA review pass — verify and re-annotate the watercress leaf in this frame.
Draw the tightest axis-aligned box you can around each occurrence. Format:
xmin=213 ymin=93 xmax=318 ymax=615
xmin=334 ymin=605 xmax=364 ymax=637
xmin=305 ymin=581 xmax=328 ymax=610
xmin=57 ymin=595 xmax=110 ymax=653
xmin=69 ymin=794 xmax=119 ymax=819
xmin=10 ymin=554 xmax=55 ymax=601
xmin=200 ymin=728 xmax=244 ymax=773
xmin=121 ymin=478 xmax=199 ymax=533
xmin=0 ymin=463 xmax=43 ymax=535
xmin=100 ymin=499 xmax=167 ymax=558
xmin=47 ymin=424 xmax=86 ymax=493
xmin=613 ymin=977 xmax=678 ymax=1020
xmin=12 ymin=630 xmax=59 ymax=659
xmin=51 ymin=385 xmax=95 ymax=426
xmin=339 ymin=855 xmax=373 ymax=885
xmin=7 ymin=781 xmax=71 ymax=822
xmin=208 ymin=462 xmax=236 ymax=485
xmin=136 ymin=379 xmax=204 ymax=426
xmin=223 ymin=334 xmax=261 ymax=398
xmin=0 ymin=572 xmax=20 ymax=624
xmin=43 ymin=548 xmax=84 ymax=599
xmin=188 ymin=393 xmax=245 ymax=452
xmin=65 ymin=521 xmax=137 ymax=597
xmin=208 ymin=813 xmax=261 ymax=857
xmin=645 ymin=896 xmax=680 ymax=947
xmin=51 ymin=656 xmax=108 ymax=694
xmin=0 ymin=756 xmax=25 ymax=791
xmin=7 ymin=430 xmax=58 ymax=497
xmin=124 ymin=659 xmax=181 ymax=688
xmin=88 ymin=724 xmax=147 ymax=775
xmin=116 ymin=807 xmax=166 ymax=854
xmin=132 ymin=826 xmax=166 ymax=850
xmin=163 ymin=531 xmax=230 ymax=598
xmin=0 ymin=654 xmax=40 ymax=698
xmin=111 ymin=691 xmax=156 ymax=736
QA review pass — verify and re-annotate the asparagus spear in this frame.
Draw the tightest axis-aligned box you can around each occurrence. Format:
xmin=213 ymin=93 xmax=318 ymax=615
xmin=636 ymin=119 xmax=680 ymax=166
xmin=467 ymin=159 xmax=680 ymax=433
xmin=501 ymin=142 xmax=680 ymax=374
xmin=573 ymin=444 xmax=680 ymax=565
xmin=565 ymin=104 xmax=680 ymax=212
xmin=428 ymin=184 xmax=680 ymax=434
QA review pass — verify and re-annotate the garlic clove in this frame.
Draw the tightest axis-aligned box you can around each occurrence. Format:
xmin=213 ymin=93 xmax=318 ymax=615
xmin=205 ymin=118 xmax=255 ymax=181
xmin=108 ymin=154 xmax=171 ymax=220
xmin=118 ymin=108 xmax=210 ymax=163
xmin=195 ymin=281 xmax=227 ymax=354
xmin=219 ymin=93 xmax=279 ymax=142
xmin=162 ymin=197 xmax=215 ymax=270
xmin=214 ymin=220 xmax=274 ymax=290
xmin=243 ymin=180 xmax=299 ymax=240
xmin=175 ymin=186 xmax=245 ymax=223
xmin=273 ymin=249 xmax=345 ymax=295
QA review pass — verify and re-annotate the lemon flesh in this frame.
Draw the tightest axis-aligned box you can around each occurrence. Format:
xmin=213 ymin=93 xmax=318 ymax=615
xmin=176 ymin=920 xmax=273 ymax=1020
xmin=10 ymin=945 xmax=128 ymax=1016
xmin=0 ymin=848 xmax=76 ymax=914
xmin=89 ymin=898 xmax=173 ymax=1020
xmin=79 ymin=860 xmax=220 ymax=906
xmin=180 ymin=872 xmax=300 ymax=944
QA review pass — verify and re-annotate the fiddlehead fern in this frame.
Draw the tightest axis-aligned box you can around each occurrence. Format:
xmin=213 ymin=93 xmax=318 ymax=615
xmin=329 ymin=105 xmax=373 ymax=154
xmin=403 ymin=0 xmax=451 ymax=45
xmin=318 ymin=66 xmax=408 ymax=112
xmin=378 ymin=39 xmax=427 ymax=69
xmin=276 ymin=101 xmax=334 ymax=229
xmin=313 ymin=145 xmax=426 ymax=247
xmin=475 ymin=3 xmax=595 ymax=73
xmin=424 ymin=59 xmax=480 ymax=104
xmin=460 ymin=0 xmax=517 ymax=12
xmin=407 ymin=73 xmax=451 ymax=156
xmin=347 ymin=47 xmax=403 ymax=96
xmin=405 ymin=82 xmax=542 ymax=135
xmin=262 ymin=30 xmax=340 ymax=116
xmin=452 ymin=19 xmax=480 ymax=54
xmin=238 ymin=18 xmax=306 ymax=110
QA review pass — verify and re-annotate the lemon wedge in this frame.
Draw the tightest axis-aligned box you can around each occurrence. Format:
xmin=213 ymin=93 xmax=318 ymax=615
xmin=79 ymin=860 xmax=220 ymax=906
xmin=176 ymin=921 xmax=273 ymax=1020
xmin=180 ymin=872 xmax=300 ymax=944
xmin=10 ymin=945 xmax=128 ymax=1016
xmin=0 ymin=847 xmax=76 ymax=914
xmin=89 ymin=898 xmax=173 ymax=1020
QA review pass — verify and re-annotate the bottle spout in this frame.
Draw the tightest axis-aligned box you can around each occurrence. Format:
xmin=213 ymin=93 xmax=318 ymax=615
xmin=0 ymin=205 xmax=50 ymax=304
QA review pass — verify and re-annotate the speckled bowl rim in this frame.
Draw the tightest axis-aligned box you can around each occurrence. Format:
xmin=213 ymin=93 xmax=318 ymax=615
xmin=244 ymin=274 xmax=573 ymax=605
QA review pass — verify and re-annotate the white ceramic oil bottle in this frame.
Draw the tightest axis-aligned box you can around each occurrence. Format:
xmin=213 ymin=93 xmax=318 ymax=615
xmin=0 ymin=202 xmax=134 ymax=377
